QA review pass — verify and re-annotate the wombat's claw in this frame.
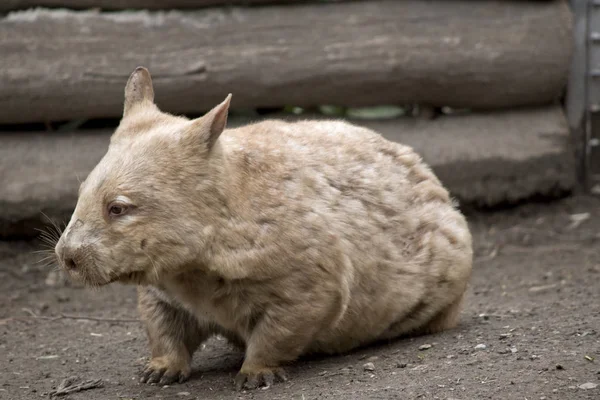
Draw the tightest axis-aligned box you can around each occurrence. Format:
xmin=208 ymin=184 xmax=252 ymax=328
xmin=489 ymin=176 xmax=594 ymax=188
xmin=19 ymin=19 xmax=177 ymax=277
xmin=140 ymin=364 xmax=189 ymax=385
xmin=234 ymin=367 xmax=288 ymax=390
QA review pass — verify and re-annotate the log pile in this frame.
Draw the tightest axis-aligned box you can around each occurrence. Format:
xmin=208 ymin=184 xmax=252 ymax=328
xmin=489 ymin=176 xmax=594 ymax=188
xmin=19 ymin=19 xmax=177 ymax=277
xmin=0 ymin=0 xmax=578 ymax=233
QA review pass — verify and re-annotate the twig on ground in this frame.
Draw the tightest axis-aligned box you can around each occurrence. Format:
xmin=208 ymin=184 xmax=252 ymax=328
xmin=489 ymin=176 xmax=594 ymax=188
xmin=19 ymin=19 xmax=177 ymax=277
xmin=21 ymin=308 xmax=139 ymax=323
xmin=49 ymin=376 xmax=103 ymax=397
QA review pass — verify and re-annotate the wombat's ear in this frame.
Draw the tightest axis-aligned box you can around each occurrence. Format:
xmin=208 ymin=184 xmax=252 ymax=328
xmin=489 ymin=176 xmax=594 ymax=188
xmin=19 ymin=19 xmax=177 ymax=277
xmin=123 ymin=66 xmax=155 ymax=117
xmin=188 ymin=94 xmax=232 ymax=151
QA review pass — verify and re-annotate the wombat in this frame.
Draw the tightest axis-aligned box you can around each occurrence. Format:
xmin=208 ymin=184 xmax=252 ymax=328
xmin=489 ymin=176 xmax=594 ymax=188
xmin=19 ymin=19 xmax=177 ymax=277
xmin=55 ymin=67 xmax=472 ymax=390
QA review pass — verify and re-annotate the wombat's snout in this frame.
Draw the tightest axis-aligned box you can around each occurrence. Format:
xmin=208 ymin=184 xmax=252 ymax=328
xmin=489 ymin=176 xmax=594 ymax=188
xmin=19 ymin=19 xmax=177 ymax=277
xmin=55 ymin=239 xmax=77 ymax=270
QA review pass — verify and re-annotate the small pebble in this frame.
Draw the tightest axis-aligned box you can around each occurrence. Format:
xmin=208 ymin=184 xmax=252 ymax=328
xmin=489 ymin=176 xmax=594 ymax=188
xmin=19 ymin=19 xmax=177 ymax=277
xmin=418 ymin=344 xmax=432 ymax=350
xmin=396 ymin=362 xmax=407 ymax=368
xmin=363 ymin=362 xmax=375 ymax=371
xmin=579 ymin=382 xmax=598 ymax=390
xmin=56 ymin=294 xmax=70 ymax=303
xmin=177 ymin=392 xmax=190 ymax=397
xmin=474 ymin=344 xmax=487 ymax=350
xmin=510 ymin=347 xmax=518 ymax=353
xmin=555 ymin=364 xmax=564 ymax=370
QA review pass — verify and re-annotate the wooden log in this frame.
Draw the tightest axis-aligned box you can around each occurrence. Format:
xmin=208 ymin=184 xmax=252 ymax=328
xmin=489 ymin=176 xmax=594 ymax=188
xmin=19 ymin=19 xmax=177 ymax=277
xmin=0 ymin=0 xmax=572 ymax=124
xmin=0 ymin=0 xmax=312 ymax=11
xmin=0 ymin=0 xmax=557 ymax=12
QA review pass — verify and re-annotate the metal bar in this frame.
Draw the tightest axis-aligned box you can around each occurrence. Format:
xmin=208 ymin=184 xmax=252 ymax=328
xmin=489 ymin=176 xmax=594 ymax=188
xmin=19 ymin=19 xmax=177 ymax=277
xmin=566 ymin=0 xmax=590 ymax=188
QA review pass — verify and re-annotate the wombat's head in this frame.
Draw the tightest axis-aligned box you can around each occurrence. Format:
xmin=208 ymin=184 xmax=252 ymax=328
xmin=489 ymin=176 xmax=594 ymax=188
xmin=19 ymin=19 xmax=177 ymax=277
xmin=54 ymin=67 xmax=232 ymax=286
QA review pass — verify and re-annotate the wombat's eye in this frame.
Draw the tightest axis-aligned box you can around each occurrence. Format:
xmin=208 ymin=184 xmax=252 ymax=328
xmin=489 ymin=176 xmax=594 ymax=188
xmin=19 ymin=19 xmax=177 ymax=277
xmin=107 ymin=202 xmax=128 ymax=218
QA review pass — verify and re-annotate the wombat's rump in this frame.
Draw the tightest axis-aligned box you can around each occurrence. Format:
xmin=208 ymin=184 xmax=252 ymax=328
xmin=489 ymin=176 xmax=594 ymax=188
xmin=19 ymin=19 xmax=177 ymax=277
xmin=55 ymin=67 xmax=473 ymax=390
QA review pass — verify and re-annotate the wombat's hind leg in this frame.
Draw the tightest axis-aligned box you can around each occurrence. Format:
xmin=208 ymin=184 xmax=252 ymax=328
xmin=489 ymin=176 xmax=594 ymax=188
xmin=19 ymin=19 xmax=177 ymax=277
xmin=138 ymin=287 xmax=208 ymax=385
xmin=417 ymin=293 xmax=465 ymax=335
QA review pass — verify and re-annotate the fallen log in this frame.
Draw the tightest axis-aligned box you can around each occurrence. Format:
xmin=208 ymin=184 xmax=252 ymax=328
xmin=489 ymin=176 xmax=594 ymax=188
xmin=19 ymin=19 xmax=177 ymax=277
xmin=0 ymin=0 xmax=559 ymax=12
xmin=0 ymin=0 xmax=311 ymax=11
xmin=0 ymin=105 xmax=575 ymax=238
xmin=0 ymin=0 xmax=572 ymax=124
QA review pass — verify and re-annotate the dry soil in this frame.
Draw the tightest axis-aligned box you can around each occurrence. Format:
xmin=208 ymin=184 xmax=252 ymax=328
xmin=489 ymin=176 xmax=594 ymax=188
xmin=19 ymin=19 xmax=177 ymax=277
xmin=1 ymin=196 xmax=599 ymax=400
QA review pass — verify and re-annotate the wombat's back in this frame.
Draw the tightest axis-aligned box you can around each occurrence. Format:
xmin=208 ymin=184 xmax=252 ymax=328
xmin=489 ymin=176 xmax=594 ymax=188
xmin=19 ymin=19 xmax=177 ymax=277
xmin=222 ymin=119 xmax=472 ymax=351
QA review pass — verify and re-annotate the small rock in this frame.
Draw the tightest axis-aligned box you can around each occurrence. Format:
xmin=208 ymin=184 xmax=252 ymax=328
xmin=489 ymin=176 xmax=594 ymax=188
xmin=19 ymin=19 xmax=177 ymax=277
xmin=418 ymin=344 xmax=432 ymax=351
xmin=555 ymin=364 xmax=564 ymax=370
xmin=510 ymin=347 xmax=518 ymax=353
xmin=528 ymin=284 xmax=558 ymax=294
xmin=568 ymin=212 xmax=590 ymax=229
xmin=474 ymin=344 xmax=487 ymax=350
xmin=367 ymin=356 xmax=379 ymax=362
xmin=499 ymin=333 xmax=511 ymax=339
xmin=540 ymin=397 xmax=547 ymax=400
xmin=530 ymin=355 xmax=540 ymax=360
xmin=36 ymin=355 xmax=59 ymax=360
xmin=396 ymin=362 xmax=407 ymax=368
xmin=579 ymin=382 xmax=598 ymax=390
xmin=176 ymin=392 xmax=190 ymax=397
xmin=363 ymin=362 xmax=375 ymax=371
xmin=552 ymin=389 xmax=558 ymax=393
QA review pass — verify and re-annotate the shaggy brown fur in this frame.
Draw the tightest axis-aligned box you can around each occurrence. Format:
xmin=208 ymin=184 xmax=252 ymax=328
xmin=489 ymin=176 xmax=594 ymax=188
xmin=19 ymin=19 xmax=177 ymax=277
xmin=55 ymin=67 xmax=473 ymax=390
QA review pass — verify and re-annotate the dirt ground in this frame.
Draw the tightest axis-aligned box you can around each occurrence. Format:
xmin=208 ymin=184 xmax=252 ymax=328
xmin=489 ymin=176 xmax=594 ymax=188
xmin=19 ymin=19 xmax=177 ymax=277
xmin=1 ymin=195 xmax=599 ymax=400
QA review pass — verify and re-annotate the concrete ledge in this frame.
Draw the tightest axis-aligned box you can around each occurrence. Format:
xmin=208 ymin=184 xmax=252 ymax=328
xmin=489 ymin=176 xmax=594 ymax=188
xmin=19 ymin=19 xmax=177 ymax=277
xmin=0 ymin=105 xmax=576 ymax=238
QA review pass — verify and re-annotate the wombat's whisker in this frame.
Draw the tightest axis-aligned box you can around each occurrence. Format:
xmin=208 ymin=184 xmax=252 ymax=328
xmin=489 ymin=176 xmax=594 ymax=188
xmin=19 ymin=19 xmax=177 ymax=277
xmin=143 ymin=250 xmax=160 ymax=283
xmin=35 ymin=228 xmax=60 ymax=248
xmin=32 ymin=249 xmax=55 ymax=255
xmin=35 ymin=255 xmax=56 ymax=264
xmin=40 ymin=211 xmax=64 ymax=239
xmin=35 ymin=226 xmax=58 ymax=239
xmin=40 ymin=261 xmax=58 ymax=270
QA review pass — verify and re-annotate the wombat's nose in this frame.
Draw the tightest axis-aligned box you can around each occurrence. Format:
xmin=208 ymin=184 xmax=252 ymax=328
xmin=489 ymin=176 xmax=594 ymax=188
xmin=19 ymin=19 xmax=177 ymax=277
xmin=56 ymin=241 xmax=78 ymax=270
xmin=64 ymin=257 xmax=77 ymax=270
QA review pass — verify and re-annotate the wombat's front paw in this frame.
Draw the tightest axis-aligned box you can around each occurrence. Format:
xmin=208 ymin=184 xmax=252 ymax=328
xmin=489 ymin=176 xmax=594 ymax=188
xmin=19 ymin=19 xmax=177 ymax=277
xmin=139 ymin=356 xmax=191 ymax=385
xmin=234 ymin=366 xmax=288 ymax=390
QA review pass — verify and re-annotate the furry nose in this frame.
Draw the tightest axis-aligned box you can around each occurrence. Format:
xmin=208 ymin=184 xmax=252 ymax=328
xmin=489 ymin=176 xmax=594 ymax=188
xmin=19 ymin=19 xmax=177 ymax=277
xmin=56 ymin=240 xmax=78 ymax=270
xmin=64 ymin=257 xmax=77 ymax=270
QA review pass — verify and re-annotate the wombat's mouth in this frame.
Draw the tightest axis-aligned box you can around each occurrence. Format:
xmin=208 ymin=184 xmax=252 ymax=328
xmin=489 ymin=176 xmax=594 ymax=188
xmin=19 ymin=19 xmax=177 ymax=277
xmin=107 ymin=270 xmax=146 ymax=285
